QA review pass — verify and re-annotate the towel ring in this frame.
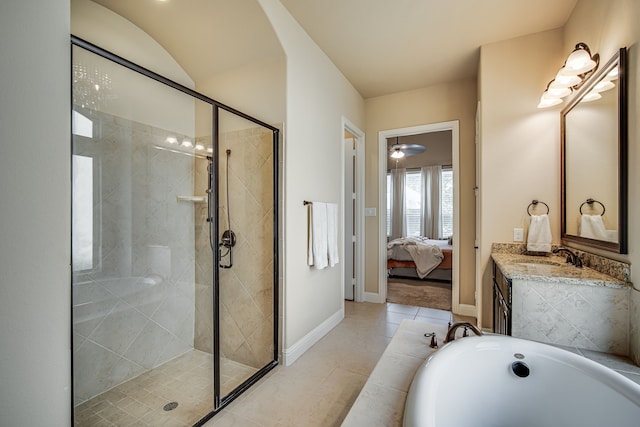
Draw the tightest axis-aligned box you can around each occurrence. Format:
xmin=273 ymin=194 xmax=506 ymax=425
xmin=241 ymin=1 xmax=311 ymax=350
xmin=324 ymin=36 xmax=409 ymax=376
xmin=527 ymin=200 xmax=549 ymax=216
xmin=579 ymin=198 xmax=605 ymax=216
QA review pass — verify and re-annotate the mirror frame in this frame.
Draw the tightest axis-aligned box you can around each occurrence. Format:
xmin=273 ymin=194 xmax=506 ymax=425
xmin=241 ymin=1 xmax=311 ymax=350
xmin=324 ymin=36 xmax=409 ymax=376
xmin=561 ymin=47 xmax=628 ymax=254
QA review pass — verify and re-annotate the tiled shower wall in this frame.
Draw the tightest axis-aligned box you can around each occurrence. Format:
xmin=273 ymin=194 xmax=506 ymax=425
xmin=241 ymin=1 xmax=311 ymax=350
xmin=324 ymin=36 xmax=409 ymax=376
xmin=194 ymin=127 xmax=275 ymax=368
xmin=72 ymin=111 xmax=196 ymax=404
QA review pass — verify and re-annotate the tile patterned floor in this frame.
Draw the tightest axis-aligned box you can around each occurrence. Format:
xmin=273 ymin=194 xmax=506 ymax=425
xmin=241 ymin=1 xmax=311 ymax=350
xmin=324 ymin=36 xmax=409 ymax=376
xmin=73 ymin=301 xmax=451 ymax=427
xmin=74 ymin=351 xmax=257 ymax=427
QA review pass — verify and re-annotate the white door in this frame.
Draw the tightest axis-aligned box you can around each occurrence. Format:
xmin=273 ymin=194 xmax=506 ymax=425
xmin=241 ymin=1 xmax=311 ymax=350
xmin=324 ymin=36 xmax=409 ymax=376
xmin=344 ymin=136 xmax=356 ymax=300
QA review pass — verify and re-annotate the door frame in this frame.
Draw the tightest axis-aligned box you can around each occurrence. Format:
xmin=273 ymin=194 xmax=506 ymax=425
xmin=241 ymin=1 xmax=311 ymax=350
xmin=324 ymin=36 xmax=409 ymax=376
xmin=378 ymin=121 xmax=472 ymax=316
xmin=342 ymin=117 xmax=365 ymax=302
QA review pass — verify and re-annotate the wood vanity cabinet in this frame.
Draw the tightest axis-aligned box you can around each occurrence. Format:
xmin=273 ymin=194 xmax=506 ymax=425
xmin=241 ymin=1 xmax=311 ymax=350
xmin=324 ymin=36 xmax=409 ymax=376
xmin=493 ymin=261 xmax=512 ymax=335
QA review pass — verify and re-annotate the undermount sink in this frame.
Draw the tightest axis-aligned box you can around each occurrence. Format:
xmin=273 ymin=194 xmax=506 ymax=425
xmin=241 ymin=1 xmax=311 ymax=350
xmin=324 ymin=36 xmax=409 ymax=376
xmin=516 ymin=262 xmax=559 ymax=267
xmin=510 ymin=257 xmax=562 ymax=266
xmin=515 ymin=263 xmax=569 ymax=272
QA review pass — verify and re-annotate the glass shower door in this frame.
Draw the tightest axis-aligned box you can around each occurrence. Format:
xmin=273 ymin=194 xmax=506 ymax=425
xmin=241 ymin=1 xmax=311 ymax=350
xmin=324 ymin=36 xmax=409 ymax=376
xmin=71 ymin=41 xmax=216 ymax=426
xmin=215 ymin=109 xmax=278 ymax=404
xmin=71 ymin=37 xmax=279 ymax=426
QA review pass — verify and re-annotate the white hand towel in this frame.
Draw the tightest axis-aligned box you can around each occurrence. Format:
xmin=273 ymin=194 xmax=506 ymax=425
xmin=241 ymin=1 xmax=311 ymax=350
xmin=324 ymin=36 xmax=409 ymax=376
xmin=327 ymin=203 xmax=339 ymax=267
xmin=579 ymin=214 xmax=608 ymax=240
xmin=527 ymin=214 xmax=552 ymax=253
xmin=307 ymin=202 xmax=328 ymax=269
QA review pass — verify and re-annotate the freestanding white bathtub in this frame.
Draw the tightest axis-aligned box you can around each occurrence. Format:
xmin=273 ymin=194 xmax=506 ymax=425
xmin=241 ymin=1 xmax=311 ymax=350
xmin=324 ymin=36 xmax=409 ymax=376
xmin=404 ymin=335 xmax=640 ymax=427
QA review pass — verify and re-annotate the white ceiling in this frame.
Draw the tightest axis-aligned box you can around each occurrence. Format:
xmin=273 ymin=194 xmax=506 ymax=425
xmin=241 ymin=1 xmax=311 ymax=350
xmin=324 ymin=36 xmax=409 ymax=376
xmin=90 ymin=0 xmax=578 ymax=98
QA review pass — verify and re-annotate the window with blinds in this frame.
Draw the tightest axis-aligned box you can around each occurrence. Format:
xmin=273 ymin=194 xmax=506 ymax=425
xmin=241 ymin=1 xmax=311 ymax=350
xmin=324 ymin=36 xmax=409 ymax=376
xmin=441 ymin=168 xmax=453 ymax=237
xmin=387 ymin=167 xmax=453 ymax=239
xmin=404 ymin=170 xmax=422 ymax=236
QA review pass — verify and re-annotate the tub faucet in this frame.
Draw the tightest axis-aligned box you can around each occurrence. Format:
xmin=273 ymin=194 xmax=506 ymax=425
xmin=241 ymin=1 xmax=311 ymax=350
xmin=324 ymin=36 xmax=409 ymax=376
xmin=444 ymin=322 xmax=483 ymax=343
xmin=552 ymin=247 xmax=583 ymax=268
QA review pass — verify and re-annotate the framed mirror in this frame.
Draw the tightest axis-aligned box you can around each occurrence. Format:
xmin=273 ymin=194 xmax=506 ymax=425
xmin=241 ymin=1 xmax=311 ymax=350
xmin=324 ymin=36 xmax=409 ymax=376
xmin=561 ymin=47 xmax=627 ymax=253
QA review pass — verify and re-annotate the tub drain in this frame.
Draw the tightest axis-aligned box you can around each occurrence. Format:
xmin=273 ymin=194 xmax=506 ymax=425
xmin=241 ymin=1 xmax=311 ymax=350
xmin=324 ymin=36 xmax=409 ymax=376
xmin=512 ymin=361 xmax=530 ymax=378
xmin=163 ymin=401 xmax=178 ymax=411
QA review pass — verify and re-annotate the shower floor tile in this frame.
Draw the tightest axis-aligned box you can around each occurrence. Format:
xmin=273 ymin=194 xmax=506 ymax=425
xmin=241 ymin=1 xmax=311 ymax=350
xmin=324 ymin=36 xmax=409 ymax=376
xmin=74 ymin=350 xmax=258 ymax=427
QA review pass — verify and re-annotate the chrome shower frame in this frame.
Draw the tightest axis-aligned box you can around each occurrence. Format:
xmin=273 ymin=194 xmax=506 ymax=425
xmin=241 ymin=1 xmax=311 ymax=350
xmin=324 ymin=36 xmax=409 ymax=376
xmin=70 ymin=36 xmax=280 ymax=426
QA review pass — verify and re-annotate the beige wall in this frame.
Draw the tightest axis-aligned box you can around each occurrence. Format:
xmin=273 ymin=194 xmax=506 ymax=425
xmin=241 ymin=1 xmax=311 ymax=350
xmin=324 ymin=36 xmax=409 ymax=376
xmin=197 ymin=57 xmax=286 ymax=129
xmin=478 ymin=29 xmax=564 ymax=328
xmin=364 ymin=78 xmax=478 ymax=305
xmin=561 ymin=0 xmax=640 ymax=363
xmin=257 ymin=0 xmax=365 ymax=358
xmin=0 ymin=0 xmax=71 ymax=425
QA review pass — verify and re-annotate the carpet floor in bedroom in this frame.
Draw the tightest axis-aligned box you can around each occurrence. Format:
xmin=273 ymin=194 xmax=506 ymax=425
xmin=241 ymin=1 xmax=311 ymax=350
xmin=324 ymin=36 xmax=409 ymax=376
xmin=386 ymin=277 xmax=452 ymax=311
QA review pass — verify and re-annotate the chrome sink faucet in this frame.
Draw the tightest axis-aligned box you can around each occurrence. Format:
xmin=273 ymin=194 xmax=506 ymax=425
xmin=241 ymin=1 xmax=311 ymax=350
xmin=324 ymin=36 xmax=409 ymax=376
xmin=552 ymin=247 xmax=583 ymax=268
xmin=444 ymin=322 xmax=483 ymax=343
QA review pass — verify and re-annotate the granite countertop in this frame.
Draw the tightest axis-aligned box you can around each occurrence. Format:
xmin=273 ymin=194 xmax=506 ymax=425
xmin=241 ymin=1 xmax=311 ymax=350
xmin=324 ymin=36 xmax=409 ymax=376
xmin=491 ymin=253 xmax=628 ymax=289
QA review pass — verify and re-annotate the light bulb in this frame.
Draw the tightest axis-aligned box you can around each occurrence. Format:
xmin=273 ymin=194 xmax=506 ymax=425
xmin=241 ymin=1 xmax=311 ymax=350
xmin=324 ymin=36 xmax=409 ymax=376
xmin=537 ymin=94 xmax=562 ymax=109
xmin=545 ymin=86 xmax=572 ymax=98
xmin=390 ymin=149 xmax=405 ymax=159
xmin=582 ymin=92 xmax=602 ymax=102
xmin=592 ymin=80 xmax=615 ymax=93
xmin=551 ymin=73 xmax=581 ymax=88
xmin=564 ymin=47 xmax=597 ymax=74
xmin=605 ymin=67 xmax=619 ymax=81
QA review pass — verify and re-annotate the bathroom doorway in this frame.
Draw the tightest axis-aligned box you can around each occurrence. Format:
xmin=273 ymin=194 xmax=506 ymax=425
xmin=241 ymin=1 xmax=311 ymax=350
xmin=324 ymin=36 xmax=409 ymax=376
xmin=379 ymin=122 xmax=461 ymax=312
xmin=70 ymin=38 xmax=279 ymax=426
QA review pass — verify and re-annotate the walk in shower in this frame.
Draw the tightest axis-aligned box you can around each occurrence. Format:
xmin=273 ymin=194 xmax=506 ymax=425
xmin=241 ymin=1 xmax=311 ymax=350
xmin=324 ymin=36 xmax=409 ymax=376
xmin=71 ymin=37 xmax=279 ymax=426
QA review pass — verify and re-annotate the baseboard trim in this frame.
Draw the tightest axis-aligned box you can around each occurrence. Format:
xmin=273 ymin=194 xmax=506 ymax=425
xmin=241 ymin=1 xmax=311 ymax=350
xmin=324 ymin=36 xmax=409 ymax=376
xmin=282 ymin=307 xmax=344 ymax=366
xmin=453 ymin=303 xmax=477 ymax=318
xmin=363 ymin=291 xmax=385 ymax=303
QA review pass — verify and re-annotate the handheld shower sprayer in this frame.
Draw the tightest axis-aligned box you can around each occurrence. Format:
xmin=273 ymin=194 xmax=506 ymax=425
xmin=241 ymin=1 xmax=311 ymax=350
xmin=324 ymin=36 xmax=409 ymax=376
xmin=219 ymin=149 xmax=235 ymax=268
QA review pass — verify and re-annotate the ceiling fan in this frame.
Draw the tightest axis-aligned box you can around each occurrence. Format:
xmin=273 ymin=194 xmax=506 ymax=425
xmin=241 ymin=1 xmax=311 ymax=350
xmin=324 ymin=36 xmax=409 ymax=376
xmin=389 ymin=137 xmax=426 ymax=159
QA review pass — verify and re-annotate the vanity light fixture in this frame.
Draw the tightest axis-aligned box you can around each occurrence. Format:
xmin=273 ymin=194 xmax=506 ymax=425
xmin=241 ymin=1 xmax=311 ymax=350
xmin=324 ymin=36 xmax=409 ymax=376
xmin=538 ymin=81 xmax=570 ymax=108
xmin=581 ymin=92 xmax=602 ymax=102
xmin=550 ymin=73 xmax=581 ymax=89
xmin=581 ymin=67 xmax=618 ymax=102
xmin=605 ymin=67 xmax=619 ymax=81
xmin=538 ymin=42 xmax=599 ymax=109
xmin=592 ymin=80 xmax=615 ymax=93
xmin=560 ymin=43 xmax=598 ymax=75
